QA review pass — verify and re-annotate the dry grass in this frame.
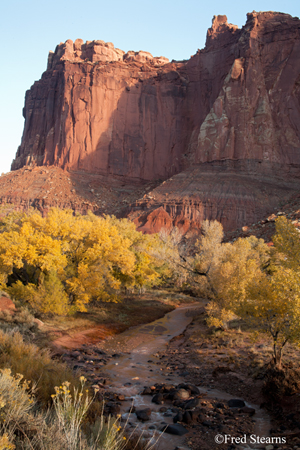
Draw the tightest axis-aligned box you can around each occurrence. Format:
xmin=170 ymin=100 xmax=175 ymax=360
xmin=0 ymin=330 xmax=78 ymax=406
xmin=0 ymin=369 xmax=157 ymax=450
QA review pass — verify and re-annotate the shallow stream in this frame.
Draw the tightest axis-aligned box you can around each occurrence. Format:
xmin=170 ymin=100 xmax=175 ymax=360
xmin=98 ymin=304 xmax=271 ymax=450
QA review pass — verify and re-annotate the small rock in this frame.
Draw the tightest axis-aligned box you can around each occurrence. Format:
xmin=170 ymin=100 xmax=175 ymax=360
xmin=136 ymin=408 xmax=151 ymax=422
xmin=240 ymin=406 xmax=255 ymax=416
xmin=163 ymin=384 xmax=175 ymax=392
xmin=179 ymin=371 xmax=190 ymax=377
xmin=184 ymin=398 xmax=201 ymax=409
xmin=228 ymin=399 xmax=245 ymax=408
xmin=202 ymin=420 xmax=212 ymax=427
xmin=152 ymin=393 xmax=164 ymax=405
xmin=142 ymin=387 xmax=152 ymax=395
xmin=215 ymin=402 xmax=225 ymax=409
xmin=173 ymin=412 xmax=183 ymax=423
xmin=161 ymin=423 xmax=188 ymax=436
xmin=183 ymin=411 xmax=193 ymax=424
xmin=173 ymin=389 xmax=190 ymax=401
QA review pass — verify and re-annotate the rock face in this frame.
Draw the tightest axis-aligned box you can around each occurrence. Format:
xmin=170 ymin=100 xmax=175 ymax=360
xmin=10 ymin=12 xmax=300 ymax=233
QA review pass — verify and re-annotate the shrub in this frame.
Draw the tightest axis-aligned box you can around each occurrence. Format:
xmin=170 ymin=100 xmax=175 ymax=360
xmin=0 ymin=330 xmax=78 ymax=405
xmin=0 ymin=368 xmax=38 ymax=448
xmin=8 ymin=272 xmax=70 ymax=316
xmin=0 ymin=368 xmax=34 ymax=429
xmin=52 ymin=377 xmax=93 ymax=450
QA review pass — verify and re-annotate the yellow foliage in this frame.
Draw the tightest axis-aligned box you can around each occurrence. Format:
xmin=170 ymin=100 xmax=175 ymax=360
xmin=194 ymin=219 xmax=224 ymax=277
xmin=272 ymin=216 xmax=300 ymax=270
xmin=206 ymin=301 xmax=235 ymax=329
xmin=8 ymin=273 xmax=70 ymax=315
xmin=211 ymin=237 xmax=268 ymax=308
xmin=0 ymin=209 xmax=163 ymax=314
xmin=190 ymin=221 xmax=270 ymax=329
xmin=0 ymin=433 xmax=14 ymax=450
xmin=240 ymin=268 xmax=300 ymax=365
xmin=0 ymin=368 xmax=34 ymax=426
xmin=193 ymin=223 xmax=269 ymax=325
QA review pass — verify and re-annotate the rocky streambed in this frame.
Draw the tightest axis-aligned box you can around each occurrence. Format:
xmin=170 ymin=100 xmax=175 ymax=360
xmin=58 ymin=304 xmax=274 ymax=450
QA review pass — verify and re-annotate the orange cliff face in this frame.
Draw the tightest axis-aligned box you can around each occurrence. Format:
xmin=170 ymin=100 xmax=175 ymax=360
xmin=12 ymin=41 xmax=186 ymax=181
xmin=11 ymin=15 xmax=242 ymax=180
xmin=9 ymin=12 xmax=300 ymax=234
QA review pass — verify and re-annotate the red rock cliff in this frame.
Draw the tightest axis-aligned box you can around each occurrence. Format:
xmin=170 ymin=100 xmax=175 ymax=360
xmin=11 ymin=14 xmax=242 ymax=180
xmin=10 ymin=12 xmax=300 ymax=233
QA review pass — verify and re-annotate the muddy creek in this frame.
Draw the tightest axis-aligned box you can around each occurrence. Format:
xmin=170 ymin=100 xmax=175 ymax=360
xmin=96 ymin=304 xmax=271 ymax=450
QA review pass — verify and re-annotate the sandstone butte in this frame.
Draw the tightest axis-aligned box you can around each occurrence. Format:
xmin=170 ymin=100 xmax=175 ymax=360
xmin=3 ymin=11 xmax=300 ymax=237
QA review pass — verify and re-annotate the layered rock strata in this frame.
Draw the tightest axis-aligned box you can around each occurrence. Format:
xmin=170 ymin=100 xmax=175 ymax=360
xmin=10 ymin=11 xmax=300 ymax=233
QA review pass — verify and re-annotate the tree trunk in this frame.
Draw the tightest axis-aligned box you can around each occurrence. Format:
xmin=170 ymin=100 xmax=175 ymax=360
xmin=273 ymin=339 xmax=287 ymax=368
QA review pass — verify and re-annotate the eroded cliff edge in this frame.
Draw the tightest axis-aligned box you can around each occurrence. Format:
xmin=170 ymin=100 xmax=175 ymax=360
xmin=9 ymin=12 xmax=300 ymax=234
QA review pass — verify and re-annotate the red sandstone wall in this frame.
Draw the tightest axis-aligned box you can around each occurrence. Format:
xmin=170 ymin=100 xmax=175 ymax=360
xmin=9 ymin=12 xmax=300 ymax=234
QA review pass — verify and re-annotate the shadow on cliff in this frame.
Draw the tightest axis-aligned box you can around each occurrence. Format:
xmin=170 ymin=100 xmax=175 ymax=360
xmin=66 ymin=66 xmax=197 ymax=217
xmin=66 ymin=56 xmax=230 ymax=221
xmin=66 ymin=55 xmax=300 ymax=233
xmin=69 ymin=69 xmax=192 ymax=183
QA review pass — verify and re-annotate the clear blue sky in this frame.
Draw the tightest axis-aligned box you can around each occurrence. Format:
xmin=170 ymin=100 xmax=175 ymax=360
xmin=0 ymin=0 xmax=299 ymax=174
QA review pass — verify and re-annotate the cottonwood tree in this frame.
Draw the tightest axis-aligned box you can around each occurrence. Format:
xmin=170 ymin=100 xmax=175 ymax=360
xmin=205 ymin=234 xmax=270 ymax=328
xmin=160 ymin=216 xmax=300 ymax=367
xmin=239 ymin=268 xmax=300 ymax=367
xmin=0 ymin=209 xmax=165 ymax=314
xmin=236 ymin=216 xmax=300 ymax=367
xmin=158 ymin=220 xmax=227 ymax=290
xmin=157 ymin=227 xmax=189 ymax=286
